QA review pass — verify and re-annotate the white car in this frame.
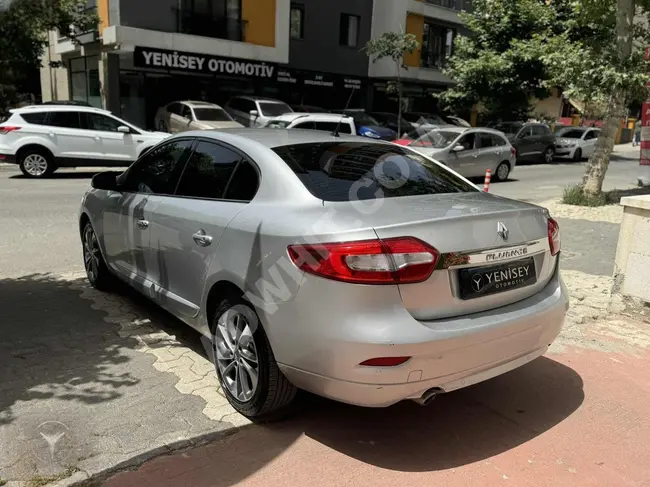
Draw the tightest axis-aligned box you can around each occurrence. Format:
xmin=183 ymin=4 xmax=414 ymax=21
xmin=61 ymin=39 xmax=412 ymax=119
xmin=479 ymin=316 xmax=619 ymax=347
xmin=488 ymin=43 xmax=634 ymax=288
xmin=154 ymin=101 xmax=243 ymax=133
xmin=225 ymin=96 xmax=294 ymax=127
xmin=0 ymin=105 xmax=169 ymax=178
xmin=554 ymin=127 xmax=600 ymax=161
xmin=261 ymin=112 xmax=356 ymax=134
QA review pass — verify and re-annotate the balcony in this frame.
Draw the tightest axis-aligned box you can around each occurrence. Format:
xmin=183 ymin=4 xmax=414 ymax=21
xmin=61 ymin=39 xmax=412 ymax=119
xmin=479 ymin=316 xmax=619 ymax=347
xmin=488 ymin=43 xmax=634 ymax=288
xmin=173 ymin=8 xmax=247 ymax=42
xmin=422 ymin=0 xmax=472 ymax=12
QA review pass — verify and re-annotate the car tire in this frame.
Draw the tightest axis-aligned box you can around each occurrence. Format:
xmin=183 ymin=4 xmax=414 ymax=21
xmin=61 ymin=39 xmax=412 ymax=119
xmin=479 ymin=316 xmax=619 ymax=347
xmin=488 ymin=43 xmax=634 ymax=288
xmin=573 ymin=148 xmax=582 ymax=162
xmin=212 ymin=295 xmax=299 ymax=422
xmin=19 ymin=148 xmax=55 ymax=178
xmin=82 ymin=221 xmax=114 ymax=291
xmin=158 ymin=120 xmax=168 ymax=133
xmin=542 ymin=146 xmax=554 ymax=164
xmin=494 ymin=162 xmax=511 ymax=182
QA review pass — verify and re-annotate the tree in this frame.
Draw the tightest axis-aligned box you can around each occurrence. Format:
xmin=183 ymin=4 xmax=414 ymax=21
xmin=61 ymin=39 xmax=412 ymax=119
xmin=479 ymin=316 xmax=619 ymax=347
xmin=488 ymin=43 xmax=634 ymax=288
xmin=0 ymin=0 xmax=98 ymax=112
xmin=364 ymin=31 xmax=419 ymax=137
xmin=439 ymin=0 xmax=561 ymax=122
xmin=542 ymin=0 xmax=648 ymax=196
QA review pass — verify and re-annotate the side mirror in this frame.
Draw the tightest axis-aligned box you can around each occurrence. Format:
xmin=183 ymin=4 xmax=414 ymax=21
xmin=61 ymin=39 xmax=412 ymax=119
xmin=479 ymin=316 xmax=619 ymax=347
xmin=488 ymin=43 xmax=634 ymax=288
xmin=91 ymin=171 xmax=121 ymax=191
xmin=452 ymin=144 xmax=465 ymax=152
xmin=117 ymin=126 xmax=130 ymax=134
xmin=250 ymin=110 xmax=259 ymax=118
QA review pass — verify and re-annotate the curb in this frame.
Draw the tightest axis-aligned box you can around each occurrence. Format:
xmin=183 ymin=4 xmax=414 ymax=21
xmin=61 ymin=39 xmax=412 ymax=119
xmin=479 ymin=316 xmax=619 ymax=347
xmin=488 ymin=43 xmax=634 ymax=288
xmin=50 ymin=424 xmax=250 ymax=487
xmin=0 ymin=163 xmax=17 ymax=172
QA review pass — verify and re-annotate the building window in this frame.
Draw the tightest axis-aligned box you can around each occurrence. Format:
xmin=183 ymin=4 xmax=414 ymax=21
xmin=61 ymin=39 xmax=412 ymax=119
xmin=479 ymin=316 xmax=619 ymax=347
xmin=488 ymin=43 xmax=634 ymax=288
xmin=421 ymin=22 xmax=456 ymax=69
xmin=69 ymin=56 xmax=101 ymax=108
xmin=176 ymin=0 xmax=243 ymax=41
xmin=290 ymin=3 xmax=304 ymax=39
xmin=339 ymin=14 xmax=360 ymax=47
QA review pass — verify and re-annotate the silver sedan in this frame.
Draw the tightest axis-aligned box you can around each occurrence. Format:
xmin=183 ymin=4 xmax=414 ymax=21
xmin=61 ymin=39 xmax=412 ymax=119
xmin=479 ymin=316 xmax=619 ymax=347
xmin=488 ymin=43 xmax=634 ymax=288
xmin=79 ymin=129 xmax=568 ymax=421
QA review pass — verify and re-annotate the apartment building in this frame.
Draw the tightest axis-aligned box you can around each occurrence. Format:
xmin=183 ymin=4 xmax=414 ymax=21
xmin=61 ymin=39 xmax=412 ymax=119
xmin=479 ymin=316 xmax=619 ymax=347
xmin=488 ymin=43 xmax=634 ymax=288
xmin=369 ymin=0 xmax=469 ymax=113
xmin=39 ymin=0 xmax=466 ymax=126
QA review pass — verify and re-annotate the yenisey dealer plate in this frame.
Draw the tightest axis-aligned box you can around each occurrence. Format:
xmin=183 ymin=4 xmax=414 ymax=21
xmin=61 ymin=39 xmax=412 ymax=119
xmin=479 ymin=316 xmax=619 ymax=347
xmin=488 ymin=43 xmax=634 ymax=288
xmin=459 ymin=257 xmax=536 ymax=300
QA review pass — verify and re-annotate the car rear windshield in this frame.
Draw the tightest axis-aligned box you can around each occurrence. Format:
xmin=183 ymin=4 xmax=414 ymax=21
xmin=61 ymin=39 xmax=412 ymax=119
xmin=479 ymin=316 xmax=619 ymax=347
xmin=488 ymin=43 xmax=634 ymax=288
xmin=272 ymin=142 xmax=477 ymax=202
xmin=258 ymin=102 xmax=292 ymax=117
xmin=193 ymin=108 xmax=232 ymax=122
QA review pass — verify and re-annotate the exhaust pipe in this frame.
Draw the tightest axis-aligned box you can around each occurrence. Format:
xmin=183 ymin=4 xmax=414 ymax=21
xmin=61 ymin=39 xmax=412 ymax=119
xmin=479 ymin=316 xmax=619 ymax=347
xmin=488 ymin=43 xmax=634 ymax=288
xmin=412 ymin=388 xmax=438 ymax=406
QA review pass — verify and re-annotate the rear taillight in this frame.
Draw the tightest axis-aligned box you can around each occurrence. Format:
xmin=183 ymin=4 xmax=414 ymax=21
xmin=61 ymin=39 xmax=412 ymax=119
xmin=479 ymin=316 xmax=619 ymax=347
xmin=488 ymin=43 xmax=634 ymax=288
xmin=288 ymin=237 xmax=439 ymax=285
xmin=0 ymin=126 xmax=21 ymax=135
xmin=511 ymin=146 xmax=517 ymax=157
xmin=548 ymin=217 xmax=560 ymax=256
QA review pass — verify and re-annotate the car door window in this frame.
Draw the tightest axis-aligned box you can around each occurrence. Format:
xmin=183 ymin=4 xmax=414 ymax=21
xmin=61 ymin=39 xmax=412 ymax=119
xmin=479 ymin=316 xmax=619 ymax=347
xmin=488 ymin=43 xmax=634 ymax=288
xmin=532 ymin=125 xmax=549 ymax=136
xmin=243 ymin=100 xmax=257 ymax=113
xmin=85 ymin=113 xmax=125 ymax=132
xmin=456 ymin=133 xmax=477 ymax=151
xmin=175 ymin=141 xmax=242 ymax=199
xmin=293 ymin=121 xmax=317 ymax=130
xmin=181 ymin=105 xmax=193 ymax=120
xmin=584 ymin=130 xmax=598 ymax=140
xmin=517 ymin=126 xmax=533 ymax=139
xmin=491 ymin=134 xmax=507 ymax=146
xmin=477 ymin=133 xmax=495 ymax=149
xmin=47 ymin=111 xmax=82 ymax=129
xmin=224 ymin=161 xmax=259 ymax=201
xmin=120 ymin=139 xmax=194 ymax=194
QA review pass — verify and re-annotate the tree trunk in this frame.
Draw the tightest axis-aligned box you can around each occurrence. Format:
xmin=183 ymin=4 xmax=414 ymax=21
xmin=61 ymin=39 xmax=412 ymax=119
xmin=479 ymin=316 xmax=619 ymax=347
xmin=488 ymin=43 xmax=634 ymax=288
xmin=582 ymin=0 xmax=635 ymax=196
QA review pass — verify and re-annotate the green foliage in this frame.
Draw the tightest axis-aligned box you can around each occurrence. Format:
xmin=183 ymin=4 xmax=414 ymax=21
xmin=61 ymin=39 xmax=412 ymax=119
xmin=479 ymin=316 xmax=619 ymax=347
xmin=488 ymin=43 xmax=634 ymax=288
xmin=364 ymin=31 xmax=419 ymax=65
xmin=562 ymin=184 xmax=613 ymax=206
xmin=440 ymin=0 xmax=650 ymax=121
xmin=0 ymin=0 xmax=98 ymax=111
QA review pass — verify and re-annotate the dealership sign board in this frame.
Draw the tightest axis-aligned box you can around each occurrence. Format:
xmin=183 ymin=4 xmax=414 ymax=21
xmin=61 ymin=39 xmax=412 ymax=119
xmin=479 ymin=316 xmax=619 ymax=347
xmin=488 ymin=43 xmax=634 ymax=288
xmin=133 ymin=46 xmax=364 ymax=91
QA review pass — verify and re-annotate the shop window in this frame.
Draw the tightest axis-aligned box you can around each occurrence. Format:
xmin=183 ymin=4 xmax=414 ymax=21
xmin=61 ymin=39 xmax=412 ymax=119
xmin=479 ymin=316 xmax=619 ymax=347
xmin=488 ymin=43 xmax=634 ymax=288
xmin=69 ymin=56 xmax=101 ymax=108
xmin=290 ymin=3 xmax=304 ymax=39
xmin=421 ymin=23 xmax=456 ymax=69
xmin=339 ymin=14 xmax=360 ymax=48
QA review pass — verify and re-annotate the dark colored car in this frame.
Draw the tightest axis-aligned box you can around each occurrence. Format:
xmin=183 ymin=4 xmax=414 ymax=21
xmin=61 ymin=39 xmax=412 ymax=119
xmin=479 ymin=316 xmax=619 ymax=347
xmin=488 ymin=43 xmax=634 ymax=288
xmin=291 ymin=104 xmax=330 ymax=113
xmin=42 ymin=100 xmax=93 ymax=107
xmin=369 ymin=112 xmax=415 ymax=136
xmin=337 ymin=110 xmax=397 ymax=141
xmin=492 ymin=122 xmax=556 ymax=163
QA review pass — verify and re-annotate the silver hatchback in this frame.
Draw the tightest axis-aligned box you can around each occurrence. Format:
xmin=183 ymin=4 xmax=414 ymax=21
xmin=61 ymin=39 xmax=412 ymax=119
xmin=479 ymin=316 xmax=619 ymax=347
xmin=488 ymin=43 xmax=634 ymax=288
xmin=397 ymin=127 xmax=517 ymax=181
xmin=79 ymin=129 xmax=568 ymax=421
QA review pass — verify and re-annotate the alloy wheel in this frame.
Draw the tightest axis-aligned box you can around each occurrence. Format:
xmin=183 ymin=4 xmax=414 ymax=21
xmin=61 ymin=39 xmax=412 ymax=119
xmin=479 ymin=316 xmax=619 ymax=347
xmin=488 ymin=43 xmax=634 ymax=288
xmin=83 ymin=225 xmax=101 ymax=283
xmin=23 ymin=154 xmax=48 ymax=176
xmin=215 ymin=308 xmax=259 ymax=402
xmin=544 ymin=148 xmax=554 ymax=163
xmin=497 ymin=163 xmax=510 ymax=181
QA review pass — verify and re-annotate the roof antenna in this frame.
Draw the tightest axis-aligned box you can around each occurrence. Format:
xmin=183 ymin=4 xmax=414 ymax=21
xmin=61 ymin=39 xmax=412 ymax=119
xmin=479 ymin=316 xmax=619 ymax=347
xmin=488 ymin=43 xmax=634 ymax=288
xmin=333 ymin=87 xmax=356 ymax=138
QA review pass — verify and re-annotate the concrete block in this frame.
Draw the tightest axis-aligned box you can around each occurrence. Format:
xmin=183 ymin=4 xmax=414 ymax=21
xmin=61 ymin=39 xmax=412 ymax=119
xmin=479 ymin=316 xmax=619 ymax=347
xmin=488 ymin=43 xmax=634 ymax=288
xmin=623 ymin=253 xmax=650 ymax=301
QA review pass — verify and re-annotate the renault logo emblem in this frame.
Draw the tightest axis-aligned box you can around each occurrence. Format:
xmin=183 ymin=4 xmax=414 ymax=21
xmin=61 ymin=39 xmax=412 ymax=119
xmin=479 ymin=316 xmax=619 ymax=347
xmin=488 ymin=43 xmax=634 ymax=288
xmin=497 ymin=221 xmax=509 ymax=241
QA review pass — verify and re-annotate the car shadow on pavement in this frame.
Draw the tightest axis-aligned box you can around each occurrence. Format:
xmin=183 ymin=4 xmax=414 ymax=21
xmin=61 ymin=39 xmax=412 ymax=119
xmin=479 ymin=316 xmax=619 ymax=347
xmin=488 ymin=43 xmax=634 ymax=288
xmin=0 ymin=273 xmax=140 ymax=426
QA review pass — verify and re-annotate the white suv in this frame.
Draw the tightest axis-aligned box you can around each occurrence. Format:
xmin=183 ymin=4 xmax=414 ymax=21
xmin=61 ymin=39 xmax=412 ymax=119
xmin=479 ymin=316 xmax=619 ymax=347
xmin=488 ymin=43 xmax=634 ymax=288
xmin=0 ymin=105 xmax=169 ymax=178
xmin=261 ymin=112 xmax=356 ymax=134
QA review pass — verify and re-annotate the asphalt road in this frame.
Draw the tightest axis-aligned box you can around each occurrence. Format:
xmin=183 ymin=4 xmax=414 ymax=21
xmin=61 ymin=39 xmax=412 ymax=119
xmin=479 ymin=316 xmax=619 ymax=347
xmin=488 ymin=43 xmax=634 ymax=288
xmin=0 ymin=145 xmax=640 ymax=277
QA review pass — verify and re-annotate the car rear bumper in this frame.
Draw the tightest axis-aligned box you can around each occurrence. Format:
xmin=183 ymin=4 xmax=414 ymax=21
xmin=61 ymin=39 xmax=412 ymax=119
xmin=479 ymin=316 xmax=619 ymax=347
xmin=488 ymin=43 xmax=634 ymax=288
xmin=273 ymin=266 xmax=568 ymax=408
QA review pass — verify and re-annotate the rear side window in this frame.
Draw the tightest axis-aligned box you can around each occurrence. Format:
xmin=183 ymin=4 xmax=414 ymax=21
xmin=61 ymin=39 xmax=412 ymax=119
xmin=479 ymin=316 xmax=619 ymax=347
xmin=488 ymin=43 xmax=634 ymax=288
xmin=477 ymin=133 xmax=495 ymax=148
xmin=175 ymin=141 xmax=242 ymax=199
xmin=47 ymin=111 xmax=82 ymax=129
xmin=272 ymin=142 xmax=477 ymax=202
xmin=491 ymin=134 xmax=507 ymax=146
xmin=532 ymin=125 xmax=549 ymax=136
xmin=20 ymin=112 xmax=48 ymax=125
xmin=224 ymin=161 xmax=259 ymax=201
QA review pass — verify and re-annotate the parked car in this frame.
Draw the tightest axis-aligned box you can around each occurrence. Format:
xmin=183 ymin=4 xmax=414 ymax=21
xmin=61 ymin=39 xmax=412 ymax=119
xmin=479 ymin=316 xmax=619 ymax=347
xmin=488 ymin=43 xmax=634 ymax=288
xmin=79 ymin=128 xmax=567 ymax=421
xmin=155 ymin=101 xmax=242 ymax=133
xmin=290 ymin=104 xmax=329 ymax=113
xmin=337 ymin=109 xmax=397 ymax=140
xmin=492 ymin=122 xmax=556 ymax=163
xmin=554 ymin=127 xmax=600 ymax=161
xmin=261 ymin=112 xmax=355 ymax=134
xmin=396 ymin=126 xmax=517 ymax=181
xmin=445 ymin=115 xmax=472 ymax=128
xmin=402 ymin=111 xmax=448 ymax=127
xmin=225 ymin=96 xmax=293 ymax=127
xmin=369 ymin=112 xmax=416 ymax=135
xmin=0 ymin=105 xmax=169 ymax=178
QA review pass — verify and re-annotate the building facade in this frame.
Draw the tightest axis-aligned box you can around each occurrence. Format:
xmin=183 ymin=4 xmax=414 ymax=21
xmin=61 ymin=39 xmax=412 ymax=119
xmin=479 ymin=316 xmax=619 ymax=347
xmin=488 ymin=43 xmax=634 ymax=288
xmin=40 ymin=0 xmax=467 ymax=127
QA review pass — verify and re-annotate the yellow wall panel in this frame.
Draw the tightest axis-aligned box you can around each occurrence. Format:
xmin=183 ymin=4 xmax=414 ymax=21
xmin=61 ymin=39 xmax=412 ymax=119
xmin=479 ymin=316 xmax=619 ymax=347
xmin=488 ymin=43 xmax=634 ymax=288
xmin=242 ymin=0 xmax=276 ymax=47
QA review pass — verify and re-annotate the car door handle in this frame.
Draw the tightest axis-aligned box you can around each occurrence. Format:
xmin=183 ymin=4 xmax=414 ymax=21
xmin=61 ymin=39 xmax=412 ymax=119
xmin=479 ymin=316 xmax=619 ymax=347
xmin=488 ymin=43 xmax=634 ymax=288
xmin=136 ymin=219 xmax=149 ymax=229
xmin=94 ymin=136 xmax=100 ymax=141
xmin=48 ymin=132 xmax=55 ymax=138
xmin=192 ymin=230 xmax=213 ymax=247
